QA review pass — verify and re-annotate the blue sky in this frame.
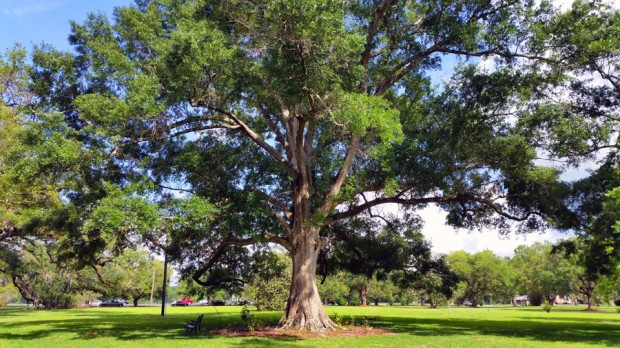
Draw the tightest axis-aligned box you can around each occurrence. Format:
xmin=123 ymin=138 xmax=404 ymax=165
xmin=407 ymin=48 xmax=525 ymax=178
xmin=0 ymin=0 xmax=132 ymax=52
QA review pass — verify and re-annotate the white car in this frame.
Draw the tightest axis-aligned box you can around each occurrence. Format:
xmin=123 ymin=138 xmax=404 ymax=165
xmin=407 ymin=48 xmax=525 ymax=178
xmin=89 ymin=300 xmax=102 ymax=307
xmin=198 ymin=299 xmax=209 ymax=305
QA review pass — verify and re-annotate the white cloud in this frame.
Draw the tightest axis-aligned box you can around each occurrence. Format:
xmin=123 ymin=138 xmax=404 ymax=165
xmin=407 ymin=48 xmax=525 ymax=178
xmin=369 ymin=201 xmax=570 ymax=257
xmin=0 ymin=0 xmax=66 ymax=17
xmin=419 ymin=205 xmax=572 ymax=257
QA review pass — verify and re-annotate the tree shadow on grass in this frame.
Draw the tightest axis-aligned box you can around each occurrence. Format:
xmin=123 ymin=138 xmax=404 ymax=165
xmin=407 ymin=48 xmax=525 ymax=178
xmin=371 ymin=315 xmax=620 ymax=347
xmin=220 ymin=337 xmax=301 ymax=347
xmin=515 ymin=315 xmax=620 ymax=323
xmin=2 ymin=309 xmax=618 ymax=346
xmin=0 ymin=312 xmax=251 ymax=341
xmin=0 ymin=309 xmax=302 ymax=345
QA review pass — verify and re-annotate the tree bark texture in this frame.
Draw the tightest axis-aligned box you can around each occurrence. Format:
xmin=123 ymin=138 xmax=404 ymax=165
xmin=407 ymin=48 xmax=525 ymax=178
xmin=279 ymin=228 xmax=337 ymax=331
xmin=360 ymin=284 xmax=368 ymax=306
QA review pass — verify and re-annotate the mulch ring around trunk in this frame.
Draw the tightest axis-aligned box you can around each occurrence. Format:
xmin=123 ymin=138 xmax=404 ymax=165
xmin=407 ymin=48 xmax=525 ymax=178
xmin=209 ymin=325 xmax=393 ymax=339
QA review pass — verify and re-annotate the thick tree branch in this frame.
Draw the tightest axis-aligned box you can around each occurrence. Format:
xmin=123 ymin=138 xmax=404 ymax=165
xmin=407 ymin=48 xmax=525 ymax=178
xmin=258 ymin=104 xmax=288 ymax=149
xmin=360 ymin=0 xmax=398 ymax=91
xmin=327 ymin=193 xmax=541 ymax=223
xmin=192 ymin=234 xmax=290 ymax=286
xmin=213 ymin=107 xmax=294 ymax=176
xmin=319 ymin=134 xmax=361 ymax=215
xmin=256 ymin=190 xmax=293 ymax=220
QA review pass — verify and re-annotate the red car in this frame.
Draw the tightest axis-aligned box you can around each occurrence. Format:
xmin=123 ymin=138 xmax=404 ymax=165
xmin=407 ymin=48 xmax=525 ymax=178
xmin=171 ymin=298 xmax=193 ymax=306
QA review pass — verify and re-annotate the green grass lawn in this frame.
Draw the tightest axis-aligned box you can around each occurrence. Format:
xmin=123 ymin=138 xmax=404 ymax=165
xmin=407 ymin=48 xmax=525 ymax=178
xmin=0 ymin=304 xmax=618 ymax=347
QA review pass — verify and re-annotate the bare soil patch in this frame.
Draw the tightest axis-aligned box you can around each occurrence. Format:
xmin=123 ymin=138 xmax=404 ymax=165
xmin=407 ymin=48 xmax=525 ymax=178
xmin=209 ymin=325 xmax=393 ymax=339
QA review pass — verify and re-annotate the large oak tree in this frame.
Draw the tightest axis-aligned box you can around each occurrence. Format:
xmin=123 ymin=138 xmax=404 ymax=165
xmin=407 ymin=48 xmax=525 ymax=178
xmin=18 ymin=0 xmax=620 ymax=330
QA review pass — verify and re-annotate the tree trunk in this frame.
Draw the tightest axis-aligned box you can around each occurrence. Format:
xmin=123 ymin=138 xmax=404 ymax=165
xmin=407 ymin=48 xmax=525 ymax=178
xmin=360 ymin=284 xmax=368 ymax=306
xmin=133 ymin=298 xmax=139 ymax=307
xmin=586 ymin=294 xmax=594 ymax=311
xmin=278 ymin=229 xmax=336 ymax=331
xmin=374 ymin=298 xmax=379 ymax=306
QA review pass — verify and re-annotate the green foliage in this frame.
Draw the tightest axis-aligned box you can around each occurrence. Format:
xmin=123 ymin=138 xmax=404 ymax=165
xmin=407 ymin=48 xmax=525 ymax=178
xmin=250 ymin=252 xmax=291 ymax=312
xmin=82 ymin=184 xmax=161 ymax=251
xmin=0 ymin=241 xmax=87 ymax=309
xmin=240 ymin=305 xmax=264 ymax=331
xmin=318 ymin=272 xmax=349 ymax=304
xmin=331 ymin=312 xmax=343 ymax=326
xmin=0 ymin=49 xmax=85 ymax=239
xmin=252 ymin=275 xmax=290 ymax=312
xmin=331 ymin=90 xmax=403 ymax=155
xmin=0 ymin=280 xmax=17 ymax=307
xmin=542 ymin=302 xmax=552 ymax=313
xmin=604 ymin=186 xmax=620 ymax=235
xmin=447 ymin=250 xmax=510 ymax=307
xmin=240 ymin=305 xmax=251 ymax=321
xmin=97 ymin=248 xmax=168 ymax=305
xmin=512 ymin=242 xmax=574 ymax=305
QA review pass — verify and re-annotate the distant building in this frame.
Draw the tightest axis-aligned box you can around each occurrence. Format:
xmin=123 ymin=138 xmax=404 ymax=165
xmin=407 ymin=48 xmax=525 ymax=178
xmin=554 ymin=294 xmax=575 ymax=305
xmin=514 ymin=295 xmax=529 ymax=306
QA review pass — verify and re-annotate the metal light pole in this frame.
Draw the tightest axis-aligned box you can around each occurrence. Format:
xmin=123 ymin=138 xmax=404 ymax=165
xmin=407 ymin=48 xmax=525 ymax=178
xmin=160 ymin=216 xmax=173 ymax=317
xmin=161 ymin=250 xmax=168 ymax=316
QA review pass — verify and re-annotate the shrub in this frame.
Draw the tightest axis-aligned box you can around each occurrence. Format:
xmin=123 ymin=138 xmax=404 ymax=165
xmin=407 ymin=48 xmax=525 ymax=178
xmin=332 ymin=312 xmax=343 ymax=326
xmin=240 ymin=305 xmax=264 ymax=331
xmin=361 ymin=316 xmax=369 ymax=327
xmin=336 ymin=297 xmax=347 ymax=306
xmin=542 ymin=303 xmax=552 ymax=313
xmin=240 ymin=305 xmax=251 ymax=321
xmin=253 ymin=276 xmax=289 ymax=311
xmin=0 ymin=285 xmax=16 ymax=308
xmin=613 ymin=298 xmax=620 ymax=306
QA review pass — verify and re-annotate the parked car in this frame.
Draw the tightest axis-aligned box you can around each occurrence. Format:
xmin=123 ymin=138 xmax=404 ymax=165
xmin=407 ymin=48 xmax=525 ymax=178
xmin=463 ymin=300 xmax=473 ymax=306
xmin=171 ymin=300 xmax=190 ymax=306
xmin=89 ymin=300 xmax=102 ymax=307
xmin=180 ymin=297 xmax=193 ymax=304
xmin=198 ymin=299 xmax=209 ymax=305
xmin=211 ymin=300 xmax=226 ymax=306
xmin=101 ymin=299 xmax=127 ymax=307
